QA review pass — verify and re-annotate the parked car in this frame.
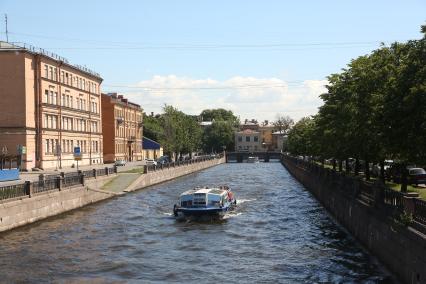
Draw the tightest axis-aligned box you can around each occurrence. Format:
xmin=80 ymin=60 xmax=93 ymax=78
xmin=408 ymin=168 xmax=426 ymax=186
xmin=386 ymin=163 xmax=416 ymax=183
xmin=157 ymin=156 xmax=171 ymax=165
xmin=115 ymin=159 xmax=126 ymax=166
xmin=145 ymin=159 xmax=157 ymax=166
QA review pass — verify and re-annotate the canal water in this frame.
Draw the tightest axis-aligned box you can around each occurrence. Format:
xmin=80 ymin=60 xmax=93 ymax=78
xmin=0 ymin=163 xmax=392 ymax=283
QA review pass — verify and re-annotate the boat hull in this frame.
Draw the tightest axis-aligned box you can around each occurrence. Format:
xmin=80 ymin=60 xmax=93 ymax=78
xmin=174 ymin=202 xmax=236 ymax=219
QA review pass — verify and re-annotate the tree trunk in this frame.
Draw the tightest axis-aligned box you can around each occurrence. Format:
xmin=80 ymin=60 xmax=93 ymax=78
xmin=345 ymin=158 xmax=350 ymax=173
xmin=338 ymin=160 xmax=343 ymax=172
xmin=355 ymin=158 xmax=360 ymax=176
xmin=332 ymin=159 xmax=336 ymax=171
xmin=380 ymin=160 xmax=385 ymax=183
xmin=365 ymin=159 xmax=370 ymax=181
xmin=401 ymin=164 xmax=408 ymax=193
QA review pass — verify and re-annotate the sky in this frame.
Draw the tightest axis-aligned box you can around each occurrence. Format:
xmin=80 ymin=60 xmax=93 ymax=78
xmin=1 ymin=0 xmax=425 ymax=122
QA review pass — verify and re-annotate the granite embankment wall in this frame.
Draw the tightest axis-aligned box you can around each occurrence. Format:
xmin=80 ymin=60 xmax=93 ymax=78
xmin=0 ymin=176 xmax=116 ymax=233
xmin=125 ymin=156 xmax=225 ymax=192
xmin=281 ymin=156 xmax=426 ymax=284
xmin=0 ymin=157 xmax=225 ymax=233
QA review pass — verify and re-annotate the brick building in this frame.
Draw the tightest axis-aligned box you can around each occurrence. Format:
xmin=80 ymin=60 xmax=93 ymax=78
xmin=0 ymin=41 xmax=103 ymax=170
xmin=101 ymin=93 xmax=143 ymax=163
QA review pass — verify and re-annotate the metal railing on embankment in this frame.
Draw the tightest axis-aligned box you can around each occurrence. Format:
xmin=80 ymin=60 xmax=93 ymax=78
xmin=281 ymin=155 xmax=426 ymax=232
xmin=0 ymin=166 xmax=117 ymax=202
xmin=144 ymin=154 xmax=223 ymax=173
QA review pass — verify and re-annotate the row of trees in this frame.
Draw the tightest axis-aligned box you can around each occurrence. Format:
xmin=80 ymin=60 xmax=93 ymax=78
xmin=286 ymin=25 xmax=426 ymax=191
xmin=143 ymin=107 xmax=239 ymax=160
xmin=143 ymin=106 xmax=202 ymax=160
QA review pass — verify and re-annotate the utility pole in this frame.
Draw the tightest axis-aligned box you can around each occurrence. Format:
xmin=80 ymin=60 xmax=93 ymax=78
xmin=4 ymin=14 xmax=9 ymax=42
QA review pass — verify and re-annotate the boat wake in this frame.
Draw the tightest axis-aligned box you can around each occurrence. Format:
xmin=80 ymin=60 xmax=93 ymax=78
xmin=236 ymin=198 xmax=256 ymax=204
xmin=222 ymin=212 xmax=243 ymax=220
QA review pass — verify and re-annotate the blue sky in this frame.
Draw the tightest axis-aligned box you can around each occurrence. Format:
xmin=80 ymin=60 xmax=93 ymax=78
xmin=1 ymin=0 xmax=425 ymax=121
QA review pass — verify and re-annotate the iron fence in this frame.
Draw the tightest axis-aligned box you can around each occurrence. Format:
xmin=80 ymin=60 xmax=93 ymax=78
xmin=0 ymin=183 xmax=27 ymax=200
xmin=413 ymin=198 xmax=426 ymax=225
xmin=83 ymin=170 xmax=95 ymax=179
xmin=0 ymin=158 xmax=218 ymax=202
xmin=96 ymin=168 xmax=107 ymax=177
xmin=63 ymin=175 xmax=81 ymax=187
xmin=383 ymin=187 xmax=405 ymax=211
xmin=33 ymin=179 xmax=59 ymax=194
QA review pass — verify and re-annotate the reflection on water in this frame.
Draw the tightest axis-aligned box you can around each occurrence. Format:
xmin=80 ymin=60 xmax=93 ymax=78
xmin=0 ymin=163 xmax=393 ymax=283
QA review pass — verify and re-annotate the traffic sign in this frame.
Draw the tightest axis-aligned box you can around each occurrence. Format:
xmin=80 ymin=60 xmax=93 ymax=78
xmin=73 ymin=146 xmax=82 ymax=160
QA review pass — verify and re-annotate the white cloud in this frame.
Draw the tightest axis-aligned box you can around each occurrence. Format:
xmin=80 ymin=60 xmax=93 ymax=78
xmin=110 ymin=75 xmax=327 ymax=122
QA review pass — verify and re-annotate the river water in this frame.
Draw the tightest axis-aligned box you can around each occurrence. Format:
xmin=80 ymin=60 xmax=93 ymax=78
xmin=0 ymin=163 xmax=392 ymax=283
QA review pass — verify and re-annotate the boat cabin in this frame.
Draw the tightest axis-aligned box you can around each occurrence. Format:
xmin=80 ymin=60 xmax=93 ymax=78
xmin=179 ymin=187 xmax=231 ymax=208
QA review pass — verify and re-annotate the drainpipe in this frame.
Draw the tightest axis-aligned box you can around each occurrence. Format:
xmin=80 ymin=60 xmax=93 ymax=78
xmin=89 ymin=92 xmax=92 ymax=166
xmin=57 ymin=61 xmax=63 ymax=169
xmin=34 ymin=54 xmax=43 ymax=169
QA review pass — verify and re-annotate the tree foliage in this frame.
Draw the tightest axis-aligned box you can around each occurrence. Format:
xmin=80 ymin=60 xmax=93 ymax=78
xmin=273 ymin=114 xmax=294 ymax=133
xmin=200 ymin=108 xmax=239 ymax=127
xmin=143 ymin=105 xmax=202 ymax=160
xmin=200 ymin=108 xmax=238 ymax=153
xmin=286 ymin=25 xmax=426 ymax=190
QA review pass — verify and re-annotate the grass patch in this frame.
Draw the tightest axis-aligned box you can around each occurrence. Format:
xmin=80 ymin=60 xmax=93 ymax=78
xmin=101 ymin=176 xmax=117 ymax=190
xmin=385 ymin=181 xmax=426 ymax=200
xmin=122 ymin=167 xmax=145 ymax=174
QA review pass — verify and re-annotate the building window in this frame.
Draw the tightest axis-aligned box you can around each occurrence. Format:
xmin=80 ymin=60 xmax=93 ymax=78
xmin=62 ymin=94 xmax=66 ymax=106
xmin=49 ymin=66 xmax=53 ymax=80
xmin=53 ymin=67 xmax=57 ymax=81
xmin=44 ymin=90 xmax=49 ymax=103
xmin=246 ymin=136 xmax=250 ymax=142
xmin=44 ymin=65 xmax=48 ymax=78
xmin=61 ymin=71 xmax=64 ymax=83
xmin=45 ymin=139 xmax=50 ymax=153
xmin=254 ymin=136 xmax=258 ymax=142
xmin=238 ymin=136 xmax=242 ymax=142
xmin=65 ymin=73 xmax=69 ymax=85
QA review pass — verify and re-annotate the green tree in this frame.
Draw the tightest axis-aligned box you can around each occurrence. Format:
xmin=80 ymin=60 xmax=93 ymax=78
xmin=202 ymin=121 xmax=235 ymax=153
xmin=287 ymin=117 xmax=315 ymax=157
xmin=273 ymin=114 xmax=294 ymax=133
xmin=200 ymin=108 xmax=239 ymax=127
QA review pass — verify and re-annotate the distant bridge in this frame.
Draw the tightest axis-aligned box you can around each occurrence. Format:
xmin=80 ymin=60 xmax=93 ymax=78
xmin=225 ymin=152 xmax=283 ymax=163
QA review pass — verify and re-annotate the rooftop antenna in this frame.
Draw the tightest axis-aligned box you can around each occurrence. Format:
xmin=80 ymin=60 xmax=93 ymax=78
xmin=5 ymin=14 xmax=8 ymax=42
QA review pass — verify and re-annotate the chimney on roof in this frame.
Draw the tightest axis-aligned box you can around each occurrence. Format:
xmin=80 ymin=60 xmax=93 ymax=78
xmin=118 ymin=95 xmax=123 ymax=99
xmin=123 ymin=98 xmax=128 ymax=103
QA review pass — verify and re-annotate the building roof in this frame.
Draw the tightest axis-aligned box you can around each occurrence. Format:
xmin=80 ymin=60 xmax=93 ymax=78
xmin=103 ymin=93 xmax=141 ymax=109
xmin=142 ymin=137 xmax=161 ymax=150
xmin=236 ymin=129 xmax=260 ymax=134
xmin=0 ymin=41 xmax=102 ymax=80
xmin=272 ymin=130 xmax=287 ymax=135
